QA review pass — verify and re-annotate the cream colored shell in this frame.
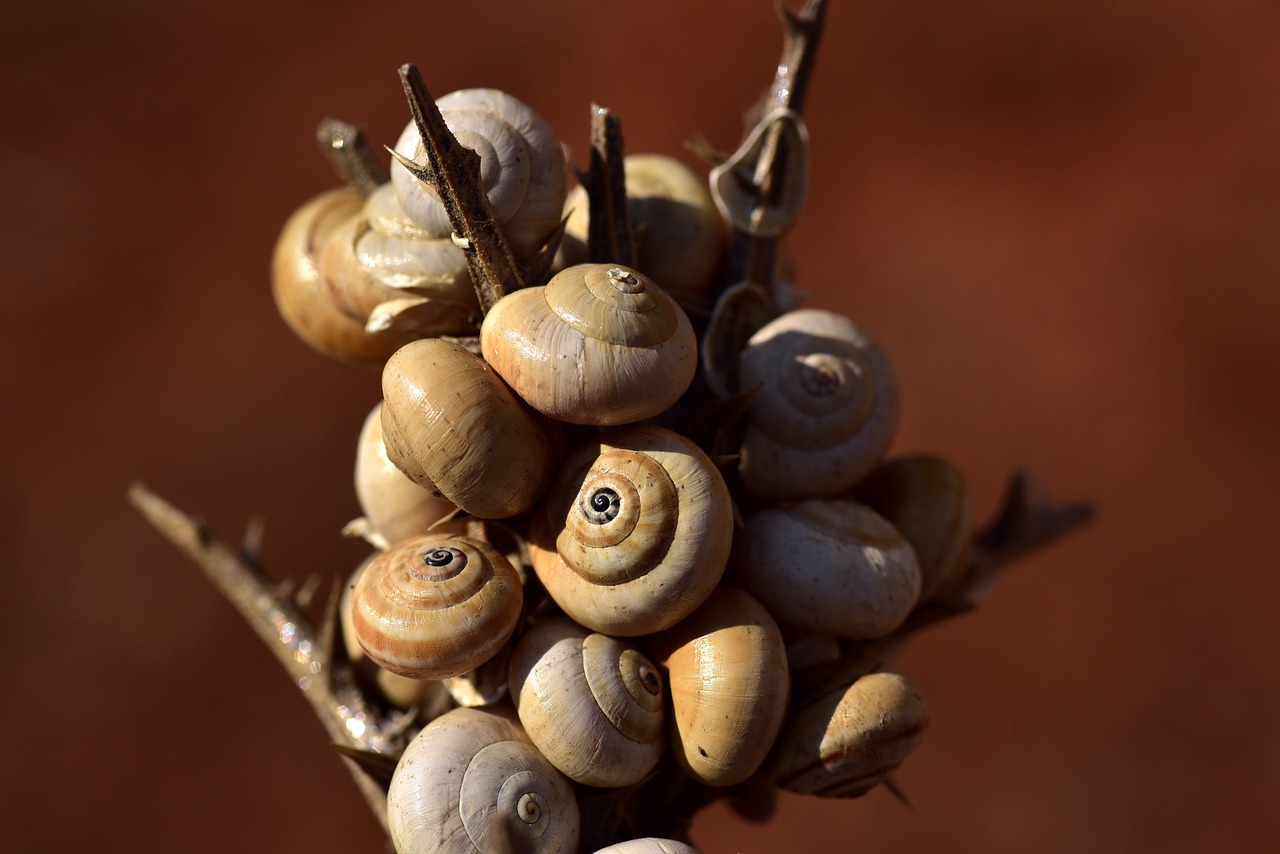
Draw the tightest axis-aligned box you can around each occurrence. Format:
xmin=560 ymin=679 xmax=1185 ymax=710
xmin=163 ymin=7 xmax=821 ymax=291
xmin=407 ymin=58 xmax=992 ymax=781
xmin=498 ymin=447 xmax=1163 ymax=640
xmin=560 ymin=154 xmax=726 ymax=303
xmin=589 ymin=841 xmax=702 ymax=854
xmin=388 ymin=705 xmax=580 ymax=854
xmin=390 ymin=88 xmax=566 ymax=259
xmin=528 ymin=426 xmax=732 ymax=636
xmin=737 ymin=308 xmax=899 ymax=499
xmin=480 ymin=264 xmax=697 ymax=426
xmin=352 ymin=402 xmax=463 ymax=549
xmin=270 ymin=187 xmax=412 ymax=369
xmin=381 ymin=338 xmax=555 ymax=519
xmin=350 ymin=534 xmax=522 ymax=680
xmin=650 ymin=587 xmax=790 ymax=787
xmin=771 ymin=671 xmax=929 ymax=798
xmin=857 ymin=454 xmax=973 ymax=602
xmin=509 ymin=618 xmax=666 ymax=787
xmin=734 ymin=499 xmax=921 ymax=640
xmin=318 ymin=183 xmax=477 ymax=337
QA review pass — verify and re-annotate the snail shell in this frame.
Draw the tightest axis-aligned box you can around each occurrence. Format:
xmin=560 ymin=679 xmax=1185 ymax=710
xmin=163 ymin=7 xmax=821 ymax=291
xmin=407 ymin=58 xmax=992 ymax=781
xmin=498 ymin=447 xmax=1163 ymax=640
xmin=270 ymin=187 xmax=412 ymax=369
xmin=481 ymin=264 xmax=698 ymax=426
xmin=771 ymin=670 xmax=929 ymax=798
xmin=857 ymin=454 xmax=973 ymax=602
xmin=352 ymin=402 xmax=464 ymax=549
xmin=529 ymin=425 xmax=732 ymax=636
xmin=560 ymin=154 xmax=726 ymax=306
xmin=737 ymin=308 xmax=899 ymax=500
xmin=381 ymin=338 xmax=556 ymax=519
xmin=390 ymin=88 xmax=566 ymax=258
xmin=318 ymin=183 xmax=477 ymax=337
xmin=733 ymin=499 xmax=922 ymax=640
xmin=649 ymin=587 xmax=790 ymax=787
xmin=509 ymin=618 xmax=666 ymax=787
xmin=389 ymin=705 xmax=580 ymax=854
xmin=589 ymin=841 xmax=703 ymax=854
xmin=350 ymin=534 xmax=522 ymax=680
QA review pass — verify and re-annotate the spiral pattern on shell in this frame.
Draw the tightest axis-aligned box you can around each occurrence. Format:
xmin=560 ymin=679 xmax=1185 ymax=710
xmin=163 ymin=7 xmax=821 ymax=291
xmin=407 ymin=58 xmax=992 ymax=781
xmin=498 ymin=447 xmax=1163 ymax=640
xmin=529 ymin=426 xmax=732 ymax=636
xmin=389 ymin=706 xmax=580 ymax=854
xmin=737 ymin=308 xmax=899 ymax=500
xmin=509 ymin=618 xmax=666 ymax=787
xmin=351 ymin=534 xmax=522 ymax=680
xmin=481 ymin=264 xmax=698 ymax=426
xmin=390 ymin=88 xmax=566 ymax=258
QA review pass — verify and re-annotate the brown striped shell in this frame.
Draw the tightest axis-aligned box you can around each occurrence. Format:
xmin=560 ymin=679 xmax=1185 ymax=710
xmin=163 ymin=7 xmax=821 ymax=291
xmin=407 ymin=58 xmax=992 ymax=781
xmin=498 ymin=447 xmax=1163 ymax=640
xmin=509 ymin=618 xmax=666 ymax=787
xmin=733 ymin=499 xmax=921 ymax=640
xmin=480 ymin=264 xmax=697 ymax=426
xmin=388 ymin=706 xmax=579 ymax=854
xmin=380 ymin=338 xmax=556 ymax=519
xmin=350 ymin=534 xmax=521 ymax=680
xmin=771 ymin=670 xmax=929 ymax=798
xmin=528 ymin=426 xmax=732 ymax=636
xmin=737 ymin=308 xmax=899 ymax=499
xmin=649 ymin=587 xmax=790 ymax=788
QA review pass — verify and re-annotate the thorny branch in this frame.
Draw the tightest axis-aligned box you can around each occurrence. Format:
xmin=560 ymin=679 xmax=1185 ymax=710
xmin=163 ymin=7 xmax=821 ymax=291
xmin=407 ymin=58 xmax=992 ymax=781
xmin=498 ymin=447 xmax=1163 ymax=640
xmin=316 ymin=119 xmax=388 ymax=198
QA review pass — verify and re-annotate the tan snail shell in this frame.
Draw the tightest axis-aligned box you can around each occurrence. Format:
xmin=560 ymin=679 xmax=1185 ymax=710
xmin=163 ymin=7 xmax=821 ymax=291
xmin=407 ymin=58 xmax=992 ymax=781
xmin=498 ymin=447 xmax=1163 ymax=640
xmin=509 ymin=618 xmax=666 ymax=787
xmin=770 ymin=670 xmax=929 ymax=798
xmin=649 ymin=587 xmax=790 ymax=787
xmin=270 ymin=187 xmax=412 ymax=369
xmin=388 ymin=705 xmax=580 ymax=854
xmin=857 ymin=454 xmax=973 ymax=602
xmin=480 ymin=264 xmax=697 ymax=426
xmin=351 ymin=402 xmax=464 ymax=549
xmin=733 ymin=499 xmax=922 ymax=640
xmin=318 ymin=183 xmax=477 ymax=337
xmin=350 ymin=534 xmax=522 ymax=680
xmin=390 ymin=88 xmax=566 ymax=259
xmin=589 ymin=841 xmax=703 ymax=854
xmin=737 ymin=308 xmax=899 ymax=500
xmin=339 ymin=557 xmax=455 ymax=714
xmin=560 ymin=154 xmax=726 ymax=306
xmin=381 ymin=338 xmax=556 ymax=519
xmin=528 ymin=425 xmax=732 ymax=636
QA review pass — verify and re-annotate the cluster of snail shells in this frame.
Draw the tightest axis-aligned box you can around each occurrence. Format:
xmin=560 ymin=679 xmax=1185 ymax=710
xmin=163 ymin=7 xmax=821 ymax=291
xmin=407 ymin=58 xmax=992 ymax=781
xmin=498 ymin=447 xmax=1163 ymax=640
xmin=274 ymin=85 xmax=978 ymax=853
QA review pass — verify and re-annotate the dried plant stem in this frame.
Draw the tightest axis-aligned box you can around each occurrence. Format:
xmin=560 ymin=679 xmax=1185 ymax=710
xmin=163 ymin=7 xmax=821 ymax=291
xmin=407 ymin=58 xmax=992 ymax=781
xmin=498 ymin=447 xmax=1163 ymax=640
xmin=585 ymin=104 xmax=636 ymax=266
xmin=315 ymin=119 xmax=388 ymax=197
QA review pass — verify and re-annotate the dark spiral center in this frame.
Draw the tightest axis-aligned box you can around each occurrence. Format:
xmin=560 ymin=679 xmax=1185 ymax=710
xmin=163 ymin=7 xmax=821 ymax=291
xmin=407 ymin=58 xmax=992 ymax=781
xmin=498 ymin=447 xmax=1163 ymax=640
xmin=424 ymin=548 xmax=456 ymax=567
xmin=584 ymin=487 xmax=621 ymax=524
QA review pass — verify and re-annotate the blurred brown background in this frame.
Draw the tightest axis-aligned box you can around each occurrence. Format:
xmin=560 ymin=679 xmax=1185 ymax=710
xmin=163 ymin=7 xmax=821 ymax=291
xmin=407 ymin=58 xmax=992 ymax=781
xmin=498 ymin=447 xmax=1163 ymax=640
xmin=4 ymin=0 xmax=1278 ymax=851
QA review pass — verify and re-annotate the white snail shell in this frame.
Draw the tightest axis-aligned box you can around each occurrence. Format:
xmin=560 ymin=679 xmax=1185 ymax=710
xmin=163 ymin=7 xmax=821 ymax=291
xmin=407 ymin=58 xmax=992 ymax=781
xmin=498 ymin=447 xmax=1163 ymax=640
xmin=649 ymin=587 xmax=790 ymax=787
xmin=390 ymin=88 xmax=566 ymax=258
xmin=733 ymin=499 xmax=922 ymax=640
xmin=528 ymin=425 xmax=732 ymax=636
xmin=509 ymin=618 xmax=666 ymax=787
xmin=389 ymin=705 xmax=580 ymax=854
xmin=351 ymin=534 xmax=522 ymax=680
xmin=352 ymin=402 xmax=464 ymax=549
xmin=737 ymin=308 xmax=899 ymax=500
xmin=589 ymin=841 xmax=703 ymax=854
xmin=771 ymin=671 xmax=929 ymax=798
xmin=481 ymin=264 xmax=698 ymax=426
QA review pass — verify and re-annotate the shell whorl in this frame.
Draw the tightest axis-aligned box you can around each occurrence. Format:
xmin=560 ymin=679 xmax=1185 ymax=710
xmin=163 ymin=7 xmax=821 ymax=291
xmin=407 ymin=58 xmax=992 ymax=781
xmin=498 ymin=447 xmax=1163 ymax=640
xmin=351 ymin=534 xmax=522 ymax=680
xmin=389 ymin=706 xmax=580 ymax=854
xmin=509 ymin=618 xmax=666 ymax=787
xmin=738 ymin=308 xmax=899 ymax=499
xmin=390 ymin=88 xmax=566 ymax=258
xmin=529 ymin=426 xmax=732 ymax=636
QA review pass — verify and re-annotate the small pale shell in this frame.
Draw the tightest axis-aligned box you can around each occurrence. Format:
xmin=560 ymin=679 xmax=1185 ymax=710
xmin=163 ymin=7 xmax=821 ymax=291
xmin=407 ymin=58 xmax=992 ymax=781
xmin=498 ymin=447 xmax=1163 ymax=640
xmin=351 ymin=534 xmax=522 ymax=680
xmin=738 ymin=308 xmax=899 ymax=499
xmin=389 ymin=706 xmax=580 ymax=854
xmin=771 ymin=671 xmax=929 ymax=798
xmin=529 ymin=426 xmax=732 ymax=636
xmin=481 ymin=264 xmax=697 ymax=426
xmin=589 ymin=840 xmax=703 ymax=854
xmin=856 ymin=454 xmax=973 ymax=601
xmin=649 ymin=587 xmax=790 ymax=788
xmin=509 ymin=618 xmax=666 ymax=787
xmin=733 ymin=500 xmax=922 ymax=640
